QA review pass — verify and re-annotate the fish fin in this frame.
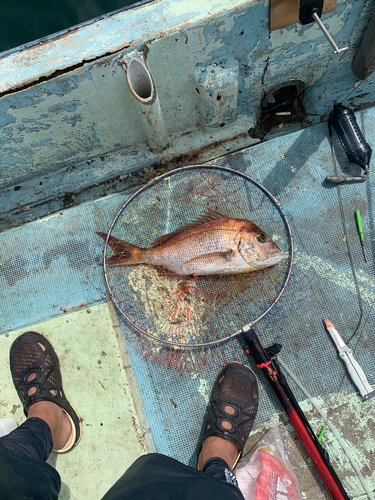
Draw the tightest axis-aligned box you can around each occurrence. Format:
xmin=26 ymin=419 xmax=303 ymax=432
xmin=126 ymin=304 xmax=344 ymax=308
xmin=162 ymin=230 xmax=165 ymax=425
xmin=106 ymin=252 xmax=133 ymax=267
xmin=150 ymin=209 xmax=227 ymax=247
xmin=97 ymin=232 xmax=144 ymax=267
xmin=192 ymin=208 xmax=226 ymax=223
xmin=97 ymin=232 xmax=131 ymax=253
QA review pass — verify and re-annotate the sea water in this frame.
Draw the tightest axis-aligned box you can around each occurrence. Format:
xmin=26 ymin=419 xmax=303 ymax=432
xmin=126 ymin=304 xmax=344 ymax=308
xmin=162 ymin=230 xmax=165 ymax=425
xmin=0 ymin=0 xmax=142 ymax=53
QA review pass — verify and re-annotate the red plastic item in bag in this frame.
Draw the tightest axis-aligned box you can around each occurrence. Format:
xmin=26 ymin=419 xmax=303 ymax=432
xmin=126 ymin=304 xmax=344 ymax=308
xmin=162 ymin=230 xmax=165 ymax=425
xmin=235 ymin=427 xmax=303 ymax=500
xmin=254 ymin=449 xmax=301 ymax=500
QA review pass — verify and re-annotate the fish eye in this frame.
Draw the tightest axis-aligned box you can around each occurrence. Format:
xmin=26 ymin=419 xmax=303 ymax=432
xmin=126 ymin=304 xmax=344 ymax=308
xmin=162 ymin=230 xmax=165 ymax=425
xmin=256 ymin=233 xmax=268 ymax=244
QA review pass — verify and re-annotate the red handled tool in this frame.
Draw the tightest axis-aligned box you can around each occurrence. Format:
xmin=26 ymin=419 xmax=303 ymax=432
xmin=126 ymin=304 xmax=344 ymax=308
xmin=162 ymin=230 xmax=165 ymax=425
xmin=242 ymin=329 xmax=349 ymax=500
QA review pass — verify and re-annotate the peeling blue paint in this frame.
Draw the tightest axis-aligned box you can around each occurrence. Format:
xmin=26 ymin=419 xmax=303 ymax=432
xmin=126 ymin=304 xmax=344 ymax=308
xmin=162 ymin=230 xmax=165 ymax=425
xmin=31 ymin=138 xmax=53 ymax=147
xmin=47 ymin=101 xmax=81 ymax=114
xmin=41 ymin=78 xmax=81 ymax=98
xmin=0 ymin=144 xmax=158 ymax=230
xmin=203 ymin=22 xmax=218 ymax=39
xmin=1 ymin=155 xmax=26 ymax=165
xmin=0 ymin=0 xmax=373 ymax=196
xmin=206 ymin=105 xmax=215 ymax=118
xmin=62 ymin=114 xmax=83 ymax=127
xmin=0 ymin=110 xmax=16 ymax=128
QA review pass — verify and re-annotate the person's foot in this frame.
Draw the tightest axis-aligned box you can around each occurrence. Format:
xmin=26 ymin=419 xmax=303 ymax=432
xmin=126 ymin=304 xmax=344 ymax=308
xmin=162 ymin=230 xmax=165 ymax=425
xmin=10 ymin=331 xmax=82 ymax=453
xmin=25 ymin=341 xmax=72 ymax=450
xmin=28 ymin=401 xmax=72 ymax=451
xmin=198 ymin=362 xmax=259 ymax=471
xmin=198 ymin=435 xmax=240 ymax=471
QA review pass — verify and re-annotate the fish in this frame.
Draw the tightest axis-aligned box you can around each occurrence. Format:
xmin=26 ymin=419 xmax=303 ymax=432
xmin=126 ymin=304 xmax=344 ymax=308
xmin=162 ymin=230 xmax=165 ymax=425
xmin=97 ymin=210 xmax=283 ymax=276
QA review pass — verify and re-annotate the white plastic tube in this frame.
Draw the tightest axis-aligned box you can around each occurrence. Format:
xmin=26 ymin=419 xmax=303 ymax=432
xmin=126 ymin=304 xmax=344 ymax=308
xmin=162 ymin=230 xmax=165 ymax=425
xmin=122 ymin=55 xmax=169 ymax=151
xmin=126 ymin=57 xmax=155 ymax=104
xmin=277 ymin=356 xmax=375 ymax=500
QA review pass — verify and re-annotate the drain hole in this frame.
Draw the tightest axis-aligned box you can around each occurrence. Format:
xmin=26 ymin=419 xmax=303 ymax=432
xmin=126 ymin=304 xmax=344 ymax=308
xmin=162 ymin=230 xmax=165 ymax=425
xmin=265 ymin=85 xmax=296 ymax=107
xmin=127 ymin=59 xmax=154 ymax=101
xmin=262 ymin=81 xmax=305 ymax=110
xmin=250 ymin=80 xmax=305 ymax=139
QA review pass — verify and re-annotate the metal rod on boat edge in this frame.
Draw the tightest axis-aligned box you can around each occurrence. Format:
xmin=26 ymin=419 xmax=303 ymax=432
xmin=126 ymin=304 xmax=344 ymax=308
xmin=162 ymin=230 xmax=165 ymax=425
xmin=311 ymin=12 xmax=348 ymax=54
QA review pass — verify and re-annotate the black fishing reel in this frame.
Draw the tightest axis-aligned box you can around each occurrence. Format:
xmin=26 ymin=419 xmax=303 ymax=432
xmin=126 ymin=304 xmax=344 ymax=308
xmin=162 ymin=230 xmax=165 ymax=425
xmin=325 ymin=103 xmax=372 ymax=184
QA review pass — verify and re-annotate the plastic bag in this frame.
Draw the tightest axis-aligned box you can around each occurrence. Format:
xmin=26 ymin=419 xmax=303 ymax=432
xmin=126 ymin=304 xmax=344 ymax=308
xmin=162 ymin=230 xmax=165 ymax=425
xmin=235 ymin=426 xmax=303 ymax=500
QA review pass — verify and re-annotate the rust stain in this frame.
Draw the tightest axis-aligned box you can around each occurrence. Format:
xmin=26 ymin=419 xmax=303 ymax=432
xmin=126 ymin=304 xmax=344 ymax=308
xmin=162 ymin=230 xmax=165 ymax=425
xmin=130 ymin=415 xmax=147 ymax=451
xmin=57 ymin=302 xmax=86 ymax=314
xmin=170 ymin=398 xmax=177 ymax=408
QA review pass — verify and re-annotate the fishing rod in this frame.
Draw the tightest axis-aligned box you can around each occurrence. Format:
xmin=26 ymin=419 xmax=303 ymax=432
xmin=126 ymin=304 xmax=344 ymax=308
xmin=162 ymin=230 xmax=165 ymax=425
xmin=242 ymin=329 xmax=350 ymax=500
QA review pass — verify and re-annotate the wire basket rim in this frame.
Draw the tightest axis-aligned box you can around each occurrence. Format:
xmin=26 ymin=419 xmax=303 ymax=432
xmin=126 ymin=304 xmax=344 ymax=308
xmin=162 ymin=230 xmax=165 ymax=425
xmin=103 ymin=164 xmax=294 ymax=348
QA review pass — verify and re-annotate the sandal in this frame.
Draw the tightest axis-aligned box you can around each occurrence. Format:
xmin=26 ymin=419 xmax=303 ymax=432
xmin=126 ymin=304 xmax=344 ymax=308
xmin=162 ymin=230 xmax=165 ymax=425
xmin=199 ymin=362 xmax=259 ymax=469
xmin=10 ymin=331 xmax=82 ymax=453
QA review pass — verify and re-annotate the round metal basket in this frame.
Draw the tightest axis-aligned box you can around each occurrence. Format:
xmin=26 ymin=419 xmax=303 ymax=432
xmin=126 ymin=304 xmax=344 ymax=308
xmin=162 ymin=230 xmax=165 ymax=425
xmin=103 ymin=165 xmax=293 ymax=347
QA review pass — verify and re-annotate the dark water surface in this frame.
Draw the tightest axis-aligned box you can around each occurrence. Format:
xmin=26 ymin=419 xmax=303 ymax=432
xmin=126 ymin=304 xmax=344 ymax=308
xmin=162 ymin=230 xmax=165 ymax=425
xmin=0 ymin=0 xmax=142 ymax=53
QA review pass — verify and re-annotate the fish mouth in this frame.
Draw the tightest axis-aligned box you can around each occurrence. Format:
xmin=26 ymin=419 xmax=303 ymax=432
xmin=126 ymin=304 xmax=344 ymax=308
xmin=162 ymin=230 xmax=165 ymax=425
xmin=266 ymin=250 xmax=284 ymax=266
xmin=240 ymin=247 xmax=284 ymax=269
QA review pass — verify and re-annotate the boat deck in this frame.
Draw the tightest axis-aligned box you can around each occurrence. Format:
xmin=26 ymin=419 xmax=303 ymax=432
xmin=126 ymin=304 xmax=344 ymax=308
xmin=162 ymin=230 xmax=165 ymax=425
xmin=1 ymin=108 xmax=375 ymax=499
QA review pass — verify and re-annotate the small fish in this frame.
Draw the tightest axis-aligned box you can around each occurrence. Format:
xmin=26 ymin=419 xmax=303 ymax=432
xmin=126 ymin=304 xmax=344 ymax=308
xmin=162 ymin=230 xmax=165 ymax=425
xmin=97 ymin=210 xmax=283 ymax=276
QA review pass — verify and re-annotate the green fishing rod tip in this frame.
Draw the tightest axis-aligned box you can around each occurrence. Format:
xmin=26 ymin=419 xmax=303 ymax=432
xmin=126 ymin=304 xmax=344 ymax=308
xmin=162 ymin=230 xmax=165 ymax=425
xmin=307 ymin=427 xmax=326 ymax=463
xmin=318 ymin=426 xmax=326 ymax=440
xmin=355 ymin=210 xmax=365 ymax=244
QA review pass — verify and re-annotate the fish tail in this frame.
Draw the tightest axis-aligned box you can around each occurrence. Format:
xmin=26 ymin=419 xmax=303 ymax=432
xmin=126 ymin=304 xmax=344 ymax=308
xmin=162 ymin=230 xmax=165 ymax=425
xmin=96 ymin=232 xmax=144 ymax=267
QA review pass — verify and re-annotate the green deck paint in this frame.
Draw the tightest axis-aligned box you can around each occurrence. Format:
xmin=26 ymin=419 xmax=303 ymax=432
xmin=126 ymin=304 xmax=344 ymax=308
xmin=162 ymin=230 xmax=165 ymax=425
xmin=0 ymin=302 xmax=153 ymax=500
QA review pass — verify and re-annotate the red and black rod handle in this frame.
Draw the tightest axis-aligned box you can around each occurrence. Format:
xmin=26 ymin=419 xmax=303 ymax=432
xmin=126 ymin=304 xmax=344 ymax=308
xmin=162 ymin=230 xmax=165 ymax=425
xmin=242 ymin=329 xmax=349 ymax=500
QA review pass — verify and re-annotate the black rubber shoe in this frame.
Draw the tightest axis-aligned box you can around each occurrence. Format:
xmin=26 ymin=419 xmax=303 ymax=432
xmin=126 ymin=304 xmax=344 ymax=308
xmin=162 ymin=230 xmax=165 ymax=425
xmin=10 ymin=331 xmax=82 ymax=453
xmin=199 ymin=362 xmax=259 ymax=469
